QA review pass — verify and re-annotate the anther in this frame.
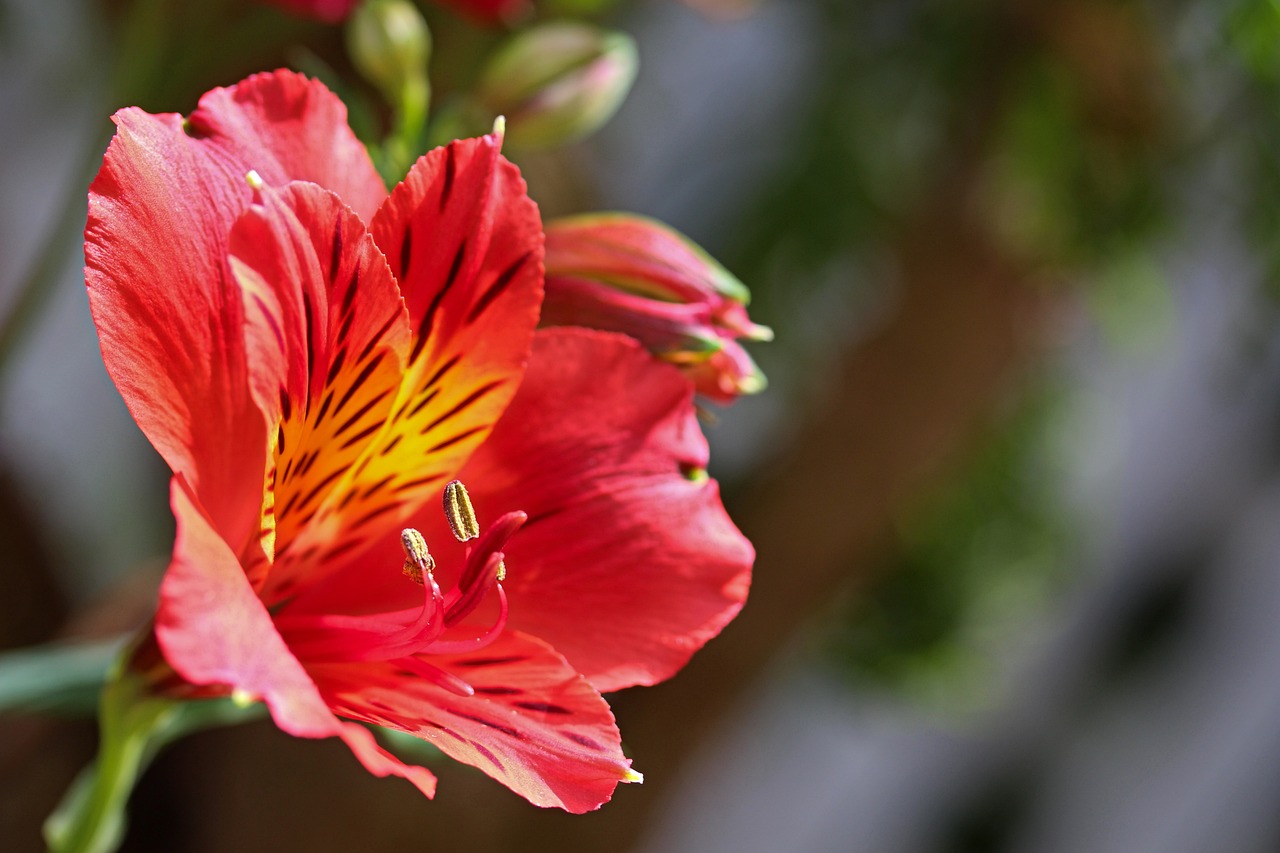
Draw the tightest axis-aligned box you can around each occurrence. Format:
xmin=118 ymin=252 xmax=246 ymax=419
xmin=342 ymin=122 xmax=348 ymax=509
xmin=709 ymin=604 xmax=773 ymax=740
xmin=245 ymin=169 xmax=265 ymax=191
xmin=443 ymin=480 xmax=479 ymax=541
xmin=400 ymin=527 xmax=435 ymax=585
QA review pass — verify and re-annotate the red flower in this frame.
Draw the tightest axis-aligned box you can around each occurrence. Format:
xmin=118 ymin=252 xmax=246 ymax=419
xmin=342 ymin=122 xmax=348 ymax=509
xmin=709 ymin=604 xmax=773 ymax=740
xmin=265 ymin=0 xmax=528 ymax=25
xmin=542 ymin=214 xmax=772 ymax=403
xmin=85 ymin=69 xmax=751 ymax=812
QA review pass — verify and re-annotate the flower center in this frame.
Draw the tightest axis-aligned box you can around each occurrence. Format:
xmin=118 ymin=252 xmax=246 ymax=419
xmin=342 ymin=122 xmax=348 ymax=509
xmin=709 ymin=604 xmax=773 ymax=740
xmin=274 ymin=481 xmax=526 ymax=677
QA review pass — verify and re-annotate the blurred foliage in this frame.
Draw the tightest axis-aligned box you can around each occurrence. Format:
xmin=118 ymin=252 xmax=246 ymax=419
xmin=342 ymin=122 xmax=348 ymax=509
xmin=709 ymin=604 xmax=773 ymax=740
xmin=821 ymin=383 xmax=1073 ymax=706
xmin=704 ymin=0 xmax=1203 ymax=701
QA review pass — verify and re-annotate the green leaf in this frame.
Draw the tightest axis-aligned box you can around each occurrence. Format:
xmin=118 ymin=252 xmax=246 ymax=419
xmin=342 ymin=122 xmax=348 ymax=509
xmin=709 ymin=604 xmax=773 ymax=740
xmin=0 ymin=638 xmax=124 ymax=716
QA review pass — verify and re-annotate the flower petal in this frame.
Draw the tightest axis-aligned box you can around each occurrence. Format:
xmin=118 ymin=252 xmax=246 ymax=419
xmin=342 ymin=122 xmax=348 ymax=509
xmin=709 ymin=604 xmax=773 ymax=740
xmin=463 ymin=329 xmax=753 ymax=692
xmin=348 ymin=133 xmax=542 ymax=521
xmin=86 ymin=70 xmax=386 ymax=549
xmin=292 ymin=329 xmax=754 ymax=691
xmin=226 ymin=180 xmax=412 ymax=596
xmin=432 ymin=0 xmax=531 ymax=25
xmin=157 ymin=476 xmax=437 ymax=797
xmin=313 ymin=630 xmax=635 ymax=813
xmin=157 ymin=475 xmax=337 ymax=734
xmin=265 ymin=0 xmax=361 ymax=22
xmin=186 ymin=70 xmax=386 ymax=222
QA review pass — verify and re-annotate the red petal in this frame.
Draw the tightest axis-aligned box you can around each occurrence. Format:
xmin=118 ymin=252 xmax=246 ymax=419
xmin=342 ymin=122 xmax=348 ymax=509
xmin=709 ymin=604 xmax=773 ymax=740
xmin=265 ymin=0 xmax=361 ymax=22
xmin=463 ymin=329 xmax=753 ymax=691
xmin=353 ymin=133 xmax=542 ymax=521
xmin=86 ymin=71 xmax=386 ymax=549
xmin=431 ymin=0 xmax=531 ymax=25
xmin=158 ymin=475 xmax=343 ymax=734
xmin=226 ymin=181 xmax=412 ymax=596
xmin=284 ymin=330 xmax=752 ymax=690
xmin=157 ymin=476 xmax=438 ymax=797
xmin=313 ymin=630 xmax=635 ymax=812
xmin=186 ymin=70 xmax=386 ymax=222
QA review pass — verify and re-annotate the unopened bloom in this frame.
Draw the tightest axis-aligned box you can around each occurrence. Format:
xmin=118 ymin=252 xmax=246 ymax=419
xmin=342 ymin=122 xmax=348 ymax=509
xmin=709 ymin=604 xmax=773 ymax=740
xmin=86 ymin=70 xmax=751 ymax=811
xmin=473 ymin=23 xmax=638 ymax=149
xmin=541 ymin=213 xmax=772 ymax=403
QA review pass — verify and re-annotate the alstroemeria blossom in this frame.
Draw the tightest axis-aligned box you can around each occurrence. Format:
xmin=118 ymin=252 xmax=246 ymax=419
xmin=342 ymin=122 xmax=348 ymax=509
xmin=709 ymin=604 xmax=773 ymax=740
xmin=85 ymin=69 xmax=751 ymax=812
xmin=266 ymin=0 xmax=529 ymax=25
xmin=541 ymin=214 xmax=772 ymax=403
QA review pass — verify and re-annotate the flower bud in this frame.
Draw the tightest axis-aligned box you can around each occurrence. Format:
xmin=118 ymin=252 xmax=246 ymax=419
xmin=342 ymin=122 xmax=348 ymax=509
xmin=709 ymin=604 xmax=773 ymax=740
xmin=346 ymin=0 xmax=431 ymax=107
xmin=541 ymin=214 xmax=772 ymax=403
xmin=474 ymin=23 xmax=639 ymax=149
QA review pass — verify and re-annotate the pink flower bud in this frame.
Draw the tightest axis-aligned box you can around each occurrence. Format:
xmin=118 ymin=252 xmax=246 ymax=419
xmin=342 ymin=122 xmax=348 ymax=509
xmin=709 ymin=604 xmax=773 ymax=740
xmin=542 ymin=214 xmax=772 ymax=403
xmin=474 ymin=23 xmax=638 ymax=149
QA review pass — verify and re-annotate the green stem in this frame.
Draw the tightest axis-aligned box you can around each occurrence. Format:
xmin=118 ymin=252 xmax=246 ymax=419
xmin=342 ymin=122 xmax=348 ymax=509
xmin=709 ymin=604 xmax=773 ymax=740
xmin=44 ymin=673 xmax=176 ymax=853
xmin=43 ymin=649 xmax=266 ymax=853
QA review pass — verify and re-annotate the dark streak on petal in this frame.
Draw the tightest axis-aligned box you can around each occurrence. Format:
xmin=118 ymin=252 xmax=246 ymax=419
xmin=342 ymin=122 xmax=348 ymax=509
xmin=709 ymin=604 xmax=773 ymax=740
xmin=352 ymin=501 xmax=399 ymax=529
xmin=440 ymin=146 xmax=456 ymax=211
xmin=472 ymin=742 xmax=505 ymax=771
xmin=358 ymin=313 xmax=400 ymax=365
xmin=332 ymin=387 xmax=392 ymax=438
xmin=454 ymin=656 xmax=528 ymax=669
xmin=467 ymin=250 xmax=531 ymax=324
xmin=421 ymin=352 xmax=462 ymax=394
xmin=419 ymin=381 xmax=501 ymax=435
xmin=407 ymin=387 xmax=440 ymax=420
xmin=332 ymin=352 xmax=385 ymax=416
xmin=339 ymin=419 xmax=384 ymax=451
xmin=564 ymin=732 xmax=604 ymax=751
xmin=324 ymin=347 xmax=348 ymax=387
xmin=513 ymin=701 xmax=572 ymax=716
xmin=330 ymin=218 xmax=344 ymax=278
xmin=399 ymin=227 xmax=414 ymax=279
xmin=424 ymin=425 xmax=485 ymax=454
xmin=450 ymin=710 xmax=522 ymax=740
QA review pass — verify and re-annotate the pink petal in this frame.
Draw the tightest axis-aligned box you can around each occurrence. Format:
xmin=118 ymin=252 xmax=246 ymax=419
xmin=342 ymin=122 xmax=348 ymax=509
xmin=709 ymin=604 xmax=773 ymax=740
xmin=465 ymin=329 xmax=753 ymax=691
xmin=313 ymin=630 xmax=635 ymax=812
xmin=264 ymin=0 xmax=361 ymax=22
xmin=157 ymin=476 xmax=437 ymax=797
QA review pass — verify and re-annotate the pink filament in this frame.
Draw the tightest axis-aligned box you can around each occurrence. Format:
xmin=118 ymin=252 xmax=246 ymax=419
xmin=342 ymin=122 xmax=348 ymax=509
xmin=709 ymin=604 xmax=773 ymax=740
xmin=277 ymin=511 xmax=525 ymax=666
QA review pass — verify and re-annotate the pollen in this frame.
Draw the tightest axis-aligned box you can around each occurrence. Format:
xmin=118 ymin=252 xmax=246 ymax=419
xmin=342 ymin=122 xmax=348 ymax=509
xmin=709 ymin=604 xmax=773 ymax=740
xmin=401 ymin=527 xmax=435 ymax=585
xmin=245 ymin=169 xmax=265 ymax=191
xmin=443 ymin=479 xmax=480 ymax=541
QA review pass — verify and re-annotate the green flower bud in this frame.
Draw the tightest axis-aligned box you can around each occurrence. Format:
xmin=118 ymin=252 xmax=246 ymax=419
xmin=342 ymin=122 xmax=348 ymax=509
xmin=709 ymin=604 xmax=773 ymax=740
xmin=346 ymin=0 xmax=431 ymax=107
xmin=475 ymin=22 xmax=639 ymax=149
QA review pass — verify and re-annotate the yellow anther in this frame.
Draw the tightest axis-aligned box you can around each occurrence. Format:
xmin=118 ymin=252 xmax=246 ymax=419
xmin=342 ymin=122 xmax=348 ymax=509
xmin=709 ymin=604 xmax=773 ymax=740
xmin=401 ymin=527 xmax=435 ymax=585
xmin=622 ymin=767 xmax=644 ymax=784
xmin=443 ymin=480 xmax=479 ymax=542
xmin=245 ymin=169 xmax=265 ymax=191
xmin=495 ymin=559 xmax=507 ymax=583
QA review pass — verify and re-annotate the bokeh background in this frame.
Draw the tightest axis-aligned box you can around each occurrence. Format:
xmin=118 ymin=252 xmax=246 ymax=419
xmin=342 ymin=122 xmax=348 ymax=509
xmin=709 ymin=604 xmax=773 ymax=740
xmin=6 ymin=0 xmax=1280 ymax=850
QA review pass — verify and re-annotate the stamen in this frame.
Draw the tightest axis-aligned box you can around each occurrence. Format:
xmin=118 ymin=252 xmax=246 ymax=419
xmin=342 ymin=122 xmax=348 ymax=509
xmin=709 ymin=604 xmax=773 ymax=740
xmin=443 ymin=479 xmax=479 ymax=541
xmin=400 ymin=527 xmax=434 ymax=585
